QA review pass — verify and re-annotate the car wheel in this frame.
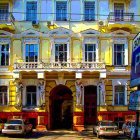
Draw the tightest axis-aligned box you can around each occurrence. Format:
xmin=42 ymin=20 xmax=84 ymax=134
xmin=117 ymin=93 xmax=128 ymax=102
xmin=130 ymin=132 xmax=134 ymax=140
xmin=97 ymin=132 xmax=100 ymax=138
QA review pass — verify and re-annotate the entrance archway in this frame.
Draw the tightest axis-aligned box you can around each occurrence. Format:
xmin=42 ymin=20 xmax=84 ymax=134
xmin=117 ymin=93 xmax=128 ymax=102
xmin=49 ymin=85 xmax=73 ymax=129
xmin=84 ymin=85 xmax=97 ymax=125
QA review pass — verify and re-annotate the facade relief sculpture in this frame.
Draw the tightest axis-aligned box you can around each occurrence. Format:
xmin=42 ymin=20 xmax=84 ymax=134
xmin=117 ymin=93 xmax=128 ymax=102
xmin=75 ymin=79 xmax=84 ymax=106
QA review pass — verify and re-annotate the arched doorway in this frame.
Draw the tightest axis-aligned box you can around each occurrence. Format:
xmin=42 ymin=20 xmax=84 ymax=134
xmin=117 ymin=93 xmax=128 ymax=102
xmin=84 ymin=85 xmax=97 ymax=125
xmin=49 ymin=85 xmax=73 ymax=129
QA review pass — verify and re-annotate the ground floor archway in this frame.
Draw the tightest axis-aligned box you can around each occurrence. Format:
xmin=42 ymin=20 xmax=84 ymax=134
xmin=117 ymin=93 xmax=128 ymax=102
xmin=49 ymin=85 xmax=73 ymax=129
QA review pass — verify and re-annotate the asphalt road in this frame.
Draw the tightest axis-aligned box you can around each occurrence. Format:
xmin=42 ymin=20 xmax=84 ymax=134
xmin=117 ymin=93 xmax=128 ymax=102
xmin=0 ymin=130 xmax=131 ymax=140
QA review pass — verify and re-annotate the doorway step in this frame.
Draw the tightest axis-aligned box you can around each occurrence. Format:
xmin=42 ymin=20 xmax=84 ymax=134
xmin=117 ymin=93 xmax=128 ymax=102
xmin=36 ymin=125 xmax=47 ymax=131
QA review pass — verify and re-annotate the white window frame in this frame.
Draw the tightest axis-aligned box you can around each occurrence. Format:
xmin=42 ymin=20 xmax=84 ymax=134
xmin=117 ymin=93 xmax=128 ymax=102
xmin=23 ymin=38 xmax=40 ymax=62
xmin=24 ymin=0 xmax=39 ymax=21
xmin=50 ymin=37 xmax=71 ymax=63
xmin=112 ymin=2 xmax=126 ymax=13
xmin=84 ymin=1 xmax=95 ymax=21
xmin=54 ymin=0 xmax=69 ymax=21
xmin=0 ymin=38 xmax=11 ymax=66
xmin=82 ymin=37 xmax=99 ymax=62
xmin=112 ymin=79 xmax=128 ymax=106
xmin=112 ymin=38 xmax=128 ymax=66
xmin=82 ymin=0 xmax=97 ymax=21
xmin=26 ymin=86 xmax=37 ymax=106
xmin=114 ymin=85 xmax=125 ymax=105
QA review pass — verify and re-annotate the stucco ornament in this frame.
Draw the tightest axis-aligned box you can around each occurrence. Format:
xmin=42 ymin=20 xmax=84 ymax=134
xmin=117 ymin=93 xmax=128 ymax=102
xmin=75 ymin=80 xmax=84 ymax=106
xmin=38 ymin=80 xmax=45 ymax=106
xmin=15 ymin=81 xmax=24 ymax=106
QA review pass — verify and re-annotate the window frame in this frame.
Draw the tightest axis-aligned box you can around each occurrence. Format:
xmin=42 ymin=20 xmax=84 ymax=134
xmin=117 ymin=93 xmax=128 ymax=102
xmin=0 ymin=86 xmax=8 ymax=106
xmin=114 ymin=85 xmax=125 ymax=105
xmin=26 ymin=86 xmax=37 ymax=106
xmin=84 ymin=1 xmax=95 ymax=21
xmin=112 ymin=38 xmax=128 ymax=66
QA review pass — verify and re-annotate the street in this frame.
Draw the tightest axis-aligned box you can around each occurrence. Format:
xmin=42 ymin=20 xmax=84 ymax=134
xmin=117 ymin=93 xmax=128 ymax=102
xmin=0 ymin=130 xmax=131 ymax=140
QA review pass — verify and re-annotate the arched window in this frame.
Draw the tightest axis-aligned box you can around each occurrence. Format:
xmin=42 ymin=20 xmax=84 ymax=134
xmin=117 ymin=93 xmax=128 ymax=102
xmin=114 ymin=85 xmax=125 ymax=105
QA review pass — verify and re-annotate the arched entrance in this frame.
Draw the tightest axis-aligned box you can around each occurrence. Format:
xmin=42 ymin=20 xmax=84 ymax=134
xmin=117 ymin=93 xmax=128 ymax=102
xmin=84 ymin=85 xmax=97 ymax=125
xmin=49 ymin=85 xmax=73 ymax=129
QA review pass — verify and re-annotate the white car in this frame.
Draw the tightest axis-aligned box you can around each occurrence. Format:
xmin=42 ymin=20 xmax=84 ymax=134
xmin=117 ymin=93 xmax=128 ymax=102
xmin=2 ymin=119 xmax=32 ymax=136
xmin=122 ymin=121 xmax=140 ymax=139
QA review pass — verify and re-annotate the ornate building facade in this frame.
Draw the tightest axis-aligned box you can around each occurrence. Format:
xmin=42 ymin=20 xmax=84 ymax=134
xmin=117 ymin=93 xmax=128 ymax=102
xmin=0 ymin=0 xmax=139 ymax=131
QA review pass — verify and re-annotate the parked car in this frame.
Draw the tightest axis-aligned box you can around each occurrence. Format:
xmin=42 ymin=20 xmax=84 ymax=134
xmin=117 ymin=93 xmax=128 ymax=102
xmin=93 ymin=120 xmax=119 ymax=138
xmin=2 ymin=119 xmax=32 ymax=136
xmin=0 ymin=119 xmax=6 ymax=133
xmin=122 ymin=121 xmax=140 ymax=139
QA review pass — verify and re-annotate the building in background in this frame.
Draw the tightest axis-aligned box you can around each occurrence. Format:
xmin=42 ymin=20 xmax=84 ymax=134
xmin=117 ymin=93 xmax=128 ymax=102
xmin=0 ymin=0 xmax=139 ymax=131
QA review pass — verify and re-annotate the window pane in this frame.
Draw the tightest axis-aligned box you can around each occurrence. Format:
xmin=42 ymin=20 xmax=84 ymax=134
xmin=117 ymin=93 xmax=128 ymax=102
xmin=27 ymin=86 xmax=36 ymax=92
xmin=6 ymin=52 xmax=9 ymax=65
xmin=27 ymin=94 xmax=31 ymax=105
xmin=88 ymin=52 xmax=92 ymax=62
xmin=26 ymin=44 xmax=29 ymax=52
xmin=0 ymin=93 xmax=2 ymax=104
xmin=115 ymin=86 xmax=125 ymax=92
xmin=88 ymin=45 xmax=93 ymax=51
xmin=115 ymin=93 xmax=118 ymax=105
xmin=59 ymin=44 xmax=63 ymax=51
xmin=4 ymin=93 xmax=7 ymax=105
xmin=85 ymin=52 xmax=87 ymax=61
xmin=35 ymin=44 xmax=38 ymax=52
xmin=32 ymin=93 xmax=36 ymax=105
xmin=6 ymin=44 xmax=9 ymax=51
xmin=85 ymin=45 xmax=87 ymax=51
xmin=1 ymin=45 xmax=5 ymax=51
xmin=1 ymin=53 xmax=5 ymax=65
xmin=29 ymin=44 xmax=34 ymax=52
xmin=0 ymin=86 xmax=7 ymax=92
xmin=64 ymin=44 xmax=67 ymax=51
xmin=119 ymin=93 xmax=124 ymax=105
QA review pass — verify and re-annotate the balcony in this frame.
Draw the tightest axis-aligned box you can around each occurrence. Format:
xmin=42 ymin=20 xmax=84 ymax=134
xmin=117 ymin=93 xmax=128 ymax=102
xmin=0 ymin=13 xmax=15 ymax=30
xmin=108 ymin=12 xmax=134 ymax=22
xmin=14 ymin=60 xmax=106 ymax=72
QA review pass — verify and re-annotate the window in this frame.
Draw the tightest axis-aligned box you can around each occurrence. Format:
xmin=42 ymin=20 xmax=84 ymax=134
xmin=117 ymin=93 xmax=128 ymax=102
xmin=0 ymin=44 xmax=9 ymax=66
xmin=0 ymin=3 xmax=8 ymax=21
xmin=114 ymin=44 xmax=124 ymax=65
xmin=26 ymin=86 xmax=36 ymax=106
xmin=56 ymin=2 xmax=67 ymax=21
xmin=85 ymin=44 xmax=96 ymax=62
xmin=115 ymin=85 xmax=125 ymax=105
xmin=114 ymin=3 xmax=124 ymax=21
xmin=0 ymin=86 xmax=7 ymax=105
xmin=26 ymin=2 xmax=37 ymax=21
xmin=55 ymin=44 xmax=67 ymax=62
xmin=85 ymin=2 xmax=95 ymax=21
xmin=26 ymin=44 xmax=38 ymax=62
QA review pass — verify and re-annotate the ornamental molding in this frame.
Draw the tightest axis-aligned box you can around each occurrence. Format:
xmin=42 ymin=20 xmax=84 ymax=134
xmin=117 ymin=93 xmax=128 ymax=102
xmin=80 ymin=29 xmax=100 ymax=36
xmin=21 ymin=29 xmax=41 ymax=37
xmin=0 ymin=30 xmax=12 ymax=37
xmin=49 ymin=27 xmax=73 ymax=36
xmin=0 ymin=38 xmax=11 ymax=44
xmin=22 ymin=38 xmax=40 ymax=44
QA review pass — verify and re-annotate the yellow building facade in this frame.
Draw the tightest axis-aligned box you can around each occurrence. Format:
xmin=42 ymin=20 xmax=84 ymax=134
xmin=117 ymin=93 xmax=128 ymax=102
xmin=0 ymin=0 xmax=139 ymax=131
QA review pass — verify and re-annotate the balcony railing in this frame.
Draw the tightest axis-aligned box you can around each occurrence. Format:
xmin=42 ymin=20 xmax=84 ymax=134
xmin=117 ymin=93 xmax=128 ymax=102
xmin=0 ymin=13 xmax=15 ymax=22
xmin=14 ymin=61 xmax=105 ymax=70
xmin=108 ymin=12 xmax=134 ymax=22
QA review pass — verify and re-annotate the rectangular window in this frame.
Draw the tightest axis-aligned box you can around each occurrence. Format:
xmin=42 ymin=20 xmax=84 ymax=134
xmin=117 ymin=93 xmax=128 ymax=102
xmin=26 ymin=44 xmax=38 ymax=62
xmin=85 ymin=44 xmax=96 ymax=62
xmin=0 ymin=86 xmax=7 ymax=105
xmin=0 ymin=44 xmax=9 ymax=66
xmin=114 ymin=3 xmax=124 ymax=21
xmin=26 ymin=86 xmax=36 ymax=106
xmin=0 ymin=3 xmax=8 ymax=21
xmin=55 ymin=44 xmax=67 ymax=62
xmin=115 ymin=85 xmax=125 ymax=105
xmin=26 ymin=2 xmax=37 ymax=21
xmin=56 ymin=2 xmax=67 ymax=21
xmin=114 ymin=44 xmax=124 ymax=65
xmin=85 ymin=2 xmax=95 ymax=21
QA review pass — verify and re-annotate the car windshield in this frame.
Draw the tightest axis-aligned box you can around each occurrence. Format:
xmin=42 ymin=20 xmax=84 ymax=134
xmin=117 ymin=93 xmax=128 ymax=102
xmin=7 ymin=120 xmax=22 ymax=124
xmin=101 ymin=122 xmax=116 ymax=126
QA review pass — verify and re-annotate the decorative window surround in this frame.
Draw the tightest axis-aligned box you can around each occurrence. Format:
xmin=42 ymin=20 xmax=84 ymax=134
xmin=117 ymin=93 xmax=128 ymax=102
xmin=111 ymin=38 xmax=128 ymax=66
xmin=22 ymin=80 xmax=40 ymax=106
xmin=112 ymin=79 xmax=128 ymax=106
xmin=82 ymin=37 xmax=99 ymax=62
xmin=22 ymin=38 xmax=40 ymax=62
xmin=50 ymin=37 xmax=71 ymax=62
xmin=112 ymin=1 xmax=126 ymax=13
